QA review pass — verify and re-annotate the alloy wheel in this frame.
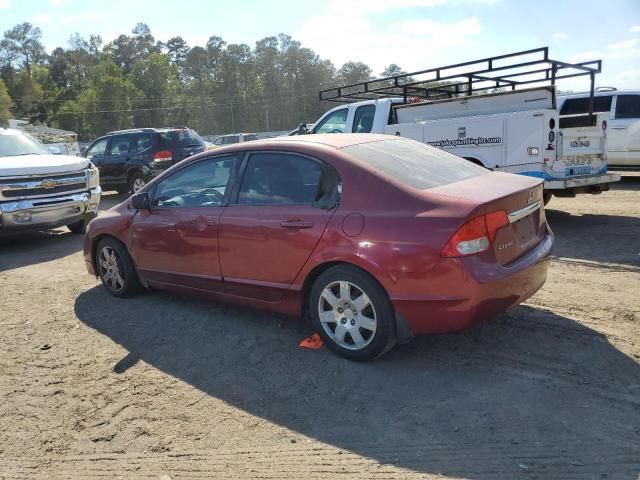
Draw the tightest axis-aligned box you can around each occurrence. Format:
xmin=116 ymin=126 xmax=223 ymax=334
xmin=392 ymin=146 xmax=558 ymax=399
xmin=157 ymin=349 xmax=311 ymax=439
xmin=98 ymin=246 xmax=125 ymax=292
xmin=132 ymin=177 xmax=146 ymax=193
xmin=317 ymin=280 xmax=377 ymax=350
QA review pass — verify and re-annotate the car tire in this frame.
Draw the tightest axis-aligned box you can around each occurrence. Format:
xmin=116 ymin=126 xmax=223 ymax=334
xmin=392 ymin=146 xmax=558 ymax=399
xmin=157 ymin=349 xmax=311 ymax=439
xmin=95 ymin=237 xmax=142 ymax=297
xmin=67 ymin=219 xmax=86 ymax=234
xmin=128 ymin=172 xmax=146 ymax=194
xmin=309 ymin=265 xmax=395 ymax=361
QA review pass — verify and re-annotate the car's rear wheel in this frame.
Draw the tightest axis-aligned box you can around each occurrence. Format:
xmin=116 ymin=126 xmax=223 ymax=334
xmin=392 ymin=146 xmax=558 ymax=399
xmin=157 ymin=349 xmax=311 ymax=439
xmin=129 ymin=172 xmax=146 ymax=194
xmin=96 ymin=237 xmax=142 ymax=297
xmin=309 ymin=265 xmax=395 ymax=361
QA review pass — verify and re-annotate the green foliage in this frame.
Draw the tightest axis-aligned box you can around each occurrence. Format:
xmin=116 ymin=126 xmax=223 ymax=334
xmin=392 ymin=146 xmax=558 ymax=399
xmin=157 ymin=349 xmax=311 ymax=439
xmin=1 ymin=22 xmax=378 ymax=140
xmin=0 ymin=79 xmax=11 ymax=126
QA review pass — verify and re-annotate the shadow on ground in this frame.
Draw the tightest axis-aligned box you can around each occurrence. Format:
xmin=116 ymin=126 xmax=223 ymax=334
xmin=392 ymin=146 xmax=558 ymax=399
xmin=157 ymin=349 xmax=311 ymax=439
xmin=0 ymin=229 xmax=83 ymax=272
xmin=75 ymin=287 xmax=640 ymax=479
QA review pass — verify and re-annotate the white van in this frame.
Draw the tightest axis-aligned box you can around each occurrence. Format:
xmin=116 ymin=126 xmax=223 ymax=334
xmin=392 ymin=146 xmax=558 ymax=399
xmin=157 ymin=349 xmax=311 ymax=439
xmin=557 ymin=89 xmax=640 ymax=168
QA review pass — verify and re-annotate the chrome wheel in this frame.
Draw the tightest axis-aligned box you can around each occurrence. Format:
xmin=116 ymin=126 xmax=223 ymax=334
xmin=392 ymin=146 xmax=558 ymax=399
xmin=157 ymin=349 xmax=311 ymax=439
xmin=98 ymin=246 xmax=125 ymax=292
xmin=318 ymin=280 xmax=377 ymax=351
xmin=132 ymin=177 xmax=146 ymax=193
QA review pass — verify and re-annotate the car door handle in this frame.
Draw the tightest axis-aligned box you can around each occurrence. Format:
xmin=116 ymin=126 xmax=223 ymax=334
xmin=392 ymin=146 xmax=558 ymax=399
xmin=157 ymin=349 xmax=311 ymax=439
xmin=280 ymin=220 xmax=313 ymax=229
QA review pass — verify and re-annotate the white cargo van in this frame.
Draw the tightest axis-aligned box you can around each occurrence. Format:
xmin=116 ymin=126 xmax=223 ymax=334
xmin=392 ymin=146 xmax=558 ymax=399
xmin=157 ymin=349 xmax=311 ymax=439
xmin=558 ymin=88 xmax=640 ymax=168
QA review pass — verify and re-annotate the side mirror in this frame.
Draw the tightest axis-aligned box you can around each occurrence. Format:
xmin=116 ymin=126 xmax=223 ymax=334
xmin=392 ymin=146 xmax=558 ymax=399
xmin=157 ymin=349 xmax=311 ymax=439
xmin=130 ymin=192 xmax=149 ymax=210
xmin=297 ymin=123 xmax=309 ymax=135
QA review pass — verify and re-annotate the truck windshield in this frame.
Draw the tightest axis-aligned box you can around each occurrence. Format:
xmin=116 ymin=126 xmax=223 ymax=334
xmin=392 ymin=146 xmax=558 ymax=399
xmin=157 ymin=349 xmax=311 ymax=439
xmin=342 ymin=138 xmax=487 ymax=190
xmin=0 ymin=131 xmax=50 ymax=157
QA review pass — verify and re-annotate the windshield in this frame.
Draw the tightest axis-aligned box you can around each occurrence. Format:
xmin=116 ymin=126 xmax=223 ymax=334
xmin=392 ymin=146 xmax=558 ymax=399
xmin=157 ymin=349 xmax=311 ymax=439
xmin=342 ymin=138 xmax=487 ymax=190
xmin=160 ymin=129 xmax=205 ymax=149
xmin=0 ymin=131 xmax=50 ymax=157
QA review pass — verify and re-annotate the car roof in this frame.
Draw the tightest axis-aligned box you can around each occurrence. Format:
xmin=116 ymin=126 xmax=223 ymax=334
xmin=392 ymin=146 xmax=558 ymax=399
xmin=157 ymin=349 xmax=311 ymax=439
xmin=265 ymin=133 xmax=395 ymax=149
xmin=105 ymin=127 xmax=192 ymax=136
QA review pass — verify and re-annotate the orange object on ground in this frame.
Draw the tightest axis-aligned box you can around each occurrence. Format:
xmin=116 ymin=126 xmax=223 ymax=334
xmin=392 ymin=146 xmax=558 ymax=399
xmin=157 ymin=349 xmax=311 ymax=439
xmin=299 ymin=333 xmax=324 ymax=349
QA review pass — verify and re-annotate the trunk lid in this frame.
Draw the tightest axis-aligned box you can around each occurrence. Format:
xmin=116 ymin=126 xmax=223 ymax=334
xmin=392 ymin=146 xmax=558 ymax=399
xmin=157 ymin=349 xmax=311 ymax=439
xmin=427 ymin=172 xmax=546 ymax=264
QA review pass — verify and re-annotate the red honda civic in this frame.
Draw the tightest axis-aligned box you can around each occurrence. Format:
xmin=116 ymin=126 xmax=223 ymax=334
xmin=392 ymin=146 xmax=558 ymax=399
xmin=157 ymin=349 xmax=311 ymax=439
xmin=84 ymin=134 xmax=552 ymax=360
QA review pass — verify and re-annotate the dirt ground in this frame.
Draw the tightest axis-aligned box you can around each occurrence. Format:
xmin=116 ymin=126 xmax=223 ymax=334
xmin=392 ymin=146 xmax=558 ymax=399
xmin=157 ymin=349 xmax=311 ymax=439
xmin=1 ymin=174 xmax=639 ymax=480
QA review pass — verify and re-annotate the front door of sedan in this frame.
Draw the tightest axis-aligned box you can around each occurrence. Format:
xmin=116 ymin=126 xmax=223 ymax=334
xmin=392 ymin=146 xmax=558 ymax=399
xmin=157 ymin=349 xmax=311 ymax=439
xmin=219 ymin=152 xmax=340 ymax=301
xmin=130 ymin=154 xmax=240 ymax=292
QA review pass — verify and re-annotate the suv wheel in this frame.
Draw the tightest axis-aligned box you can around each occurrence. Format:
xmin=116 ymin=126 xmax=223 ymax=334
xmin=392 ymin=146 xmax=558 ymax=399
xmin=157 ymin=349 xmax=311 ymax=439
xmin=129 ymin=172 xmax=146 ymax=194
xmin=309 ymin=265 xmax=395 ymax=361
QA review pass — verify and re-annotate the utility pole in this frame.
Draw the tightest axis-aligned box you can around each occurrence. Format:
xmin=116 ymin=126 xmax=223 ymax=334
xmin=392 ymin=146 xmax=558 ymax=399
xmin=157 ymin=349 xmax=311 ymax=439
xmin=265 ymin=105 xmax=269 ymax=131
xmin=229 ymin=103 xmax=235 ymax=132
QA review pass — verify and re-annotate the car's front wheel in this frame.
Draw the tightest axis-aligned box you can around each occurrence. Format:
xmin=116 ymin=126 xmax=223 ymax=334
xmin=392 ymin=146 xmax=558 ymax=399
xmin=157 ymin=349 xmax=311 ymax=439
xmin=309 ymin=265 xmax=395 ymax=361
xmin=96 ymin=237 xmax=142 ymax=297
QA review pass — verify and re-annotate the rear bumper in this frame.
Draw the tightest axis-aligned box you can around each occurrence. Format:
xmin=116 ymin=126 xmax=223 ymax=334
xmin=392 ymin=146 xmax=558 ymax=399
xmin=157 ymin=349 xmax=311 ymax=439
xmin=391 ymin=231 xmax=553 ymax=336
xmin=0 ymin=187 xmax=101 ymax=235
xmin=544 ymin=173 xmax=621 ymax=191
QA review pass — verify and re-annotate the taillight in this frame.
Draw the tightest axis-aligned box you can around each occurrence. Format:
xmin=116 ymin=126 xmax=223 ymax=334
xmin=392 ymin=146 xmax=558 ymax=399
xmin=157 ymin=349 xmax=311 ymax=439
xmin=441 ymin=210 xmax=509 ymax=257
xmin=154 ymin=150 xmax=173 ymax=162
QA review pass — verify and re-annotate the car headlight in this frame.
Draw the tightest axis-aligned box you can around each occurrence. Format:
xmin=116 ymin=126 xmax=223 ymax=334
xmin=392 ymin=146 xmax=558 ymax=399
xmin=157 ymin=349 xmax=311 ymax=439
xmin=87 ymin=164 xmax=100 ymax=188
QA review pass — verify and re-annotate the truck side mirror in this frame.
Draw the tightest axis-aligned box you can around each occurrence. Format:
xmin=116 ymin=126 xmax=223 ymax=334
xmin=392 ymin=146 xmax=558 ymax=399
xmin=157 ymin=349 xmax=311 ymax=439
xmin=130 ymin=192 xmax=149 ymax=210
xmin=297 ymin=123 xmax=309 ymax=135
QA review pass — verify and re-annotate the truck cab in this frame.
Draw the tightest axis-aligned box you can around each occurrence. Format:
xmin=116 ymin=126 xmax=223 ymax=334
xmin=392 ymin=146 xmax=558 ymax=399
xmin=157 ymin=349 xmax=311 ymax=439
xmin=310 ymin=98 xmax=402 ymax=135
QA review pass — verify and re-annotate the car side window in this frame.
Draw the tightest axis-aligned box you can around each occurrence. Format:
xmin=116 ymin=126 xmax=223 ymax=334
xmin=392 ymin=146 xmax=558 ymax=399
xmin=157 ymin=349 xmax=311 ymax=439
xmin=107 ymin=135 xmax=130 ymax=156
xmin=238 ymin=153 xmax=326 ymax=205
xmin=560 ymin=96 xmax=613 ymax=115
xmin=151 ymin=155 xmax=239 ymax=208
xmin=314 ymin=109 xmax=348 ymax=134
xmin=131 ymin=133 xmax=153 ymax=153
xmin=615 ymin=95 xmax=640 ymax=119
xmin=213 ymin=137 xmax=223 ymax=145
xmin=85 ymin=138 xmax=108 ymax=160
xmin=352 ymin=104 xmax=376 ymax=133
xmin=222 ymin=136 xmax=239 ymax=145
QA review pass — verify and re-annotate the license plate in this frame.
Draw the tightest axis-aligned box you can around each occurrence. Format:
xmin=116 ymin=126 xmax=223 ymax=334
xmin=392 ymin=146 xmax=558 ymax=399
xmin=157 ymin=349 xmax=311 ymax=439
xmin=514 ymin=214 xmax=536 ymax=244
xmin=565 ymin=166 xmax=591 ymax=176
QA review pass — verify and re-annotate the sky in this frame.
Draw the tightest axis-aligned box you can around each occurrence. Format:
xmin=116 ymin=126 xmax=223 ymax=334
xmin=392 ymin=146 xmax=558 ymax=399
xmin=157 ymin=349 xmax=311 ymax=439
xmin=1 ymin=0 xmax=639 ymax=92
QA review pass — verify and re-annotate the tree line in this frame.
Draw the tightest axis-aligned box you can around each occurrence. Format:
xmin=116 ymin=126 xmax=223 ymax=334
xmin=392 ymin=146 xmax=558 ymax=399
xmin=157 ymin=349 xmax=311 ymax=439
xmin=0 ymin=22 xmax=408 ymax=140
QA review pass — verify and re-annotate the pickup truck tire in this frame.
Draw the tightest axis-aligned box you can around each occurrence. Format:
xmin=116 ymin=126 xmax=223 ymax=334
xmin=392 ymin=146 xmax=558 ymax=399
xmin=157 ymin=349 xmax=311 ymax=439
xmin=96 ymin=237 xmax=142 ymax=297
xmin=67 ymin=219 xmax=87 ymax=234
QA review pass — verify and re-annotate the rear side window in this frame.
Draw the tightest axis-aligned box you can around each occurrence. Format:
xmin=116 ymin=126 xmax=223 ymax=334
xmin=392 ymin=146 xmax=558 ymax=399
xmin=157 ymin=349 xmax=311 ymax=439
xmin=243 ymin=134 xmax=258 ymax=142
xmin=342 ymin=138 xmax=487 ymax=190
xmin=131 ymin=133 xmax=153 ymax=153
xmin=560 ymin=96 xmax=613 ymax=115
xmin=615 ymin=95 xmax=640 ymax=119
xmin=238 ymin=153 xmax=324 ymax=205
xmin=160 ymin=129 xmax=204 ymax=149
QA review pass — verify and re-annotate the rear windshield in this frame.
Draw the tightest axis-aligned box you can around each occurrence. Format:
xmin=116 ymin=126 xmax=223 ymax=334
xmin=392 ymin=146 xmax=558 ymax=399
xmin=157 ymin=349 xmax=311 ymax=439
xmin=342 ymin=138 xmax=487 ymax=190
xmin=159 ymin=129 xmax=204 ymax=149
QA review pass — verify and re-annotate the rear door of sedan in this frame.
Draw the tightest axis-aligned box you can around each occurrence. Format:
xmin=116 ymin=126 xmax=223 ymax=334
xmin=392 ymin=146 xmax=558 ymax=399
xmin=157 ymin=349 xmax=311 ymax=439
xmin=218 ymin=151 xmax=340 ymax=301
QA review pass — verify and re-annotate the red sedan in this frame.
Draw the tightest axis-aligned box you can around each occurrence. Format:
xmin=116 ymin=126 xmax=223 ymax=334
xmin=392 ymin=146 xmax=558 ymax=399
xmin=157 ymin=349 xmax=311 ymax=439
xmin=83 ymin=134 xmax=552 ymax=360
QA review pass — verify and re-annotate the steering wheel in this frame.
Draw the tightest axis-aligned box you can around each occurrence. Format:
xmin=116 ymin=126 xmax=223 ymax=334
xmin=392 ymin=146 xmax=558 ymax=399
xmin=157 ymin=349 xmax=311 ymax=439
xmin=328 ymin=128 xmax=343 ymax=133
xmin=196 ymin=188 xmax=225 ymax=205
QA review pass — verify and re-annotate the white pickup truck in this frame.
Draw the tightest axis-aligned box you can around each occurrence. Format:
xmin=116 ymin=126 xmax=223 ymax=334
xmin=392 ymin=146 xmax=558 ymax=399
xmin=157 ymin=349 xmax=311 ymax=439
xmin=0 ymin=128 xmax=101 ymax=236
xmin=304 ymin=48 xmax=621 ymax=203
xmin=306 ymin=87 xmax=619 ymax=204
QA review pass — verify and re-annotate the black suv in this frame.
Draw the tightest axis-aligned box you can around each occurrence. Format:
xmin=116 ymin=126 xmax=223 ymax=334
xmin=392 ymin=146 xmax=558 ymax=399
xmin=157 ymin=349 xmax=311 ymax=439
xmin=83 ymin=127 xmax=206 ymax=194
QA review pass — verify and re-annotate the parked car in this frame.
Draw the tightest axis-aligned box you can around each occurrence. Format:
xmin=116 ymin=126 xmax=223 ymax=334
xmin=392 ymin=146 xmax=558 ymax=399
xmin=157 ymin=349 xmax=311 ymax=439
xmin=83 ymin=127 xmax=206 ymax=194
xmin=0 ymin=128 xmax=101 ymax=236
xmin=210 ymin=133 xmax=259 ymax=147
xmin=557 ymin=88 xmax=640 ymax=168
xmin=83 ymin=134 xmax=553 ymax=360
